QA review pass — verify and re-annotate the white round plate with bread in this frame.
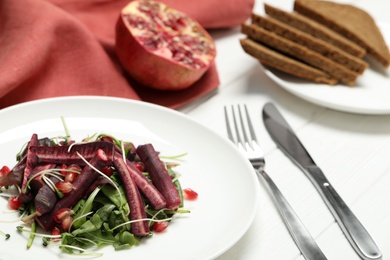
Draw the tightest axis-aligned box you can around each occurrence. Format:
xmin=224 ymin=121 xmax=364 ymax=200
xmin=264 ymin=22 xmax=390 ymax=115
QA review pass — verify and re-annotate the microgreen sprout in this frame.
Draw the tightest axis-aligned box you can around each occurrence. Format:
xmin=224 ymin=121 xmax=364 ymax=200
xmin=51 ymin=136 xmax=69 ymax=146
xmin=61 ymin=116 xmax=72 ymax=144
xmin=159 ymin=153 xmax=187 ymax=169
xmin=21 ymin=212 xmax=37 ymax=223
xmin=16 ymin=141 xmax=29 ymax=161
xmin=16 ymin=226 xmax=61 ymax=239
xmin=27 ymin=217 xmax=36 ymax=249
xmin=43 ymin=175 xmax=64 ymax=198
xmin=0 ymin=230 xmax=10 ymax=240
xmin=44 ymin=239 xmax=104 ymax=257
xmin=164 ymin=161 xmax=181 ymax=169
xmin=108 ymin=217 xmax=173 ymax=232
xmin=83 ymin=133 xmax=99 ymax=142
xmin=0 ymin=207 xmax=27 ymax=223
xmin=159 ymin=152 xmax=187 ymax=160
xmin=120 ymin=140 xmax=127 ymax=164
xmin=0 ymin=192 xmax=12 ymax=198
xmin=171 ymin=172 xmax=181 ymax=183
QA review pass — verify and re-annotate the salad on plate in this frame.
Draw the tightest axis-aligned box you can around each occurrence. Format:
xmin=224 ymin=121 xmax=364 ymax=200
xmin=0 ymin=119 xmax=196 ymax=257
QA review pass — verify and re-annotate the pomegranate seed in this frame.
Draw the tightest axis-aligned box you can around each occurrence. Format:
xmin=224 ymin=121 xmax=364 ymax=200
xmin=51 ymin=227 xmax=61 ymax=241
xmin=60 ymin=164 xmax=67 ymax=175
xmin=61 ymin=216 xmax=73 ymax=231
xmin=67 ymin=164 xmax=82 ymax=172
xmin=63 ymin=164 xmax=81 ymax=182
xmin=101 ymin=166 xmax=114 ymax=177
xmin=132 ymin=161 xmax=144 ymax=172
xmin=0 ymin=165 xmax=10 ymax=175
xmin=51 ymin=226 xmax=61 ymax=236
xmin=153 ymin=221 xmax=168 ymax=232
xmin=54 ymin=208 xmax=73 ymax=223
xmin=183 ymin=188 xmax=198 ymax=200
xmin=8 ymin=196 xmax=22 ymax=210
xmin=64 ymin=172 xmax=77 ymax=183
xmin=55 ymin=182 xmax=74 ymax=194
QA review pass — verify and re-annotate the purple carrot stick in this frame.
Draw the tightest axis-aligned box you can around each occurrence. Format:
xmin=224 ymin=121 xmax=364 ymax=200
xmin=35 ymin=184 xmax=58 ymax=217
xmin=114 ymin=152 xmax=166 ymax=210
xmin=113 ymin=157 xmax=150 ymax=236
xmin=30 ymin=142 xmax=115 ymax=165
xmin=136 ymin=144 xmax=181 ymax=210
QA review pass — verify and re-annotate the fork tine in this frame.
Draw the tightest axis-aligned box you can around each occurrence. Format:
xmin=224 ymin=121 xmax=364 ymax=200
xmin=238 ymin=105 xmax=250 ymax=147
xmin=224 ymin=106 xmax=235 ymax=143
xmin=232 ymin=105 xmax=244 ymax=146
xmin=244 ymin=105 xmax=258 ymax=144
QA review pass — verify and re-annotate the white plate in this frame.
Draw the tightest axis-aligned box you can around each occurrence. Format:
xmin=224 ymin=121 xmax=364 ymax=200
xmin=264 ymin=22 xmax=390 ymax=115
xmin=0 ymin=96 xmax=260 ymax=260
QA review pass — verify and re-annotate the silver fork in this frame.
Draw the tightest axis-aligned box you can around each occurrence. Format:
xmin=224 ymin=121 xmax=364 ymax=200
xmin=224 ymin=104 xmax=328 ymax=260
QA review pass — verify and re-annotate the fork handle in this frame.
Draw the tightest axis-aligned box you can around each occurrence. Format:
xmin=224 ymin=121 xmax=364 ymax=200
xmin=257 ymin=170 xmax=328 ymax=260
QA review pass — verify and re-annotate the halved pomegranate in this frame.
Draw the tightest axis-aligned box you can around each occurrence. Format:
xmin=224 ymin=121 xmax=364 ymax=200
xmin=115 ymin=0 xmax=216 ymax=90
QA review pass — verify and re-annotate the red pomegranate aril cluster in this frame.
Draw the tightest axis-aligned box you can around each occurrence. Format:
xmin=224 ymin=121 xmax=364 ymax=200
xmin=183 ymin=188 xmax=198 ymax=200
xmin=101 ymin=165 xmax=114 ymax=177
xmin=55 ymin=182 xmax=74 ymax=194
xmin=163 ymin=13 xmax=187 ymax=31
xmin=137 ymin=34 xmax=162 ymax=50
xmin=57 ymin=164 xmax=81 ymax=194
xmin=126 ymin=14 xmax=148 ymax=30
xmin=51 ymin=227 xmax=62 ymax=241
xmin=138 ymin=1 xmax=162 ymax=17
xmin=152 ymin=221 xmax=169 ymax=232
xmin=54 ymin=208 xmax=74 ymax=231
xmin=8 ymin=196 xmax=22 ymax=210
xmin=132 ymin=161 xmax=145 ymax=172
xmin=0 ymin=165 xmax=10 ymax=175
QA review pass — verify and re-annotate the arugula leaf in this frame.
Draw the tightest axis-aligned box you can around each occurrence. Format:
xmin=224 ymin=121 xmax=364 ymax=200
xmin=113 ymin=231 xmax=139 ymax=250
xmin=72 ymin=204 xmax=115 ymax=236
xmin=72 ymin=187 xmax=101 ymax=229
xmin=101 ymin=184 xmax=130 ymax=216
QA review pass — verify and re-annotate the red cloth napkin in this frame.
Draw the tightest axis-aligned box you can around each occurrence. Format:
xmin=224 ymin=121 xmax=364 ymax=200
xmin=0 ymin=0 xmax=254 ymax=109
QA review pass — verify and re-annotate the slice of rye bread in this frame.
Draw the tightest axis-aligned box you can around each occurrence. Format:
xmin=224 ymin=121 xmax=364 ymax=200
xmin=294 ymin=0 xmax=390 ymax=68
xmin=264 ymin=4 xmax=366 ymax=58
xmin=240 ymin=38 xmax=338 ymax=85
xmin=241 ymin=23 xmax=359 ymax=85
xmin=251 ymin=14 xmax=368 ymax=74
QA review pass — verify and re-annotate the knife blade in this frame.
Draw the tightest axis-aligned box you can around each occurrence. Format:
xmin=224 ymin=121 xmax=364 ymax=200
xmin=262 ymin=102 xmax=382 ymax=260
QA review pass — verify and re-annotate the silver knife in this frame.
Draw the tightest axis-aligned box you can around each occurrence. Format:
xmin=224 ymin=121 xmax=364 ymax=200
xmin=262 ymin=103 xmax=382 ymax=260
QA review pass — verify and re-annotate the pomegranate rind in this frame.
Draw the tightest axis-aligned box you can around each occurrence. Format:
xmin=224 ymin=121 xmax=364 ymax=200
xmin=115 ymin=0 xmax=216 ymax=91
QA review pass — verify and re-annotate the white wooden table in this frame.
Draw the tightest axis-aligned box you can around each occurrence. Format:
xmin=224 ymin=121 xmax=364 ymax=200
xmin=178 ymin=0 xmax=390 ymax=259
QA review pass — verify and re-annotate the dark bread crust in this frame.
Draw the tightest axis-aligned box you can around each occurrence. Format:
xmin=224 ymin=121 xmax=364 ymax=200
xmin=251 ymin=14 xmax=368 ymax=74
xmin=240 ymin=38 xmax=338 ymax=85
xmin=294 ymin=0 xmax=390 ymax=67
xmin=242 ymin=23 xmax=359 ymax=85
xmin=264 ymin=3 xmax=366 ymax=58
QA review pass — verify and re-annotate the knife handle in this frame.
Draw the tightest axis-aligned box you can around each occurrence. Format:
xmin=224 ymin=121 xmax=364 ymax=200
xmin=306 ymin=166 xmax=382 ymax=260
xmin=258 ymin=170 xmax=328 ymax=260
